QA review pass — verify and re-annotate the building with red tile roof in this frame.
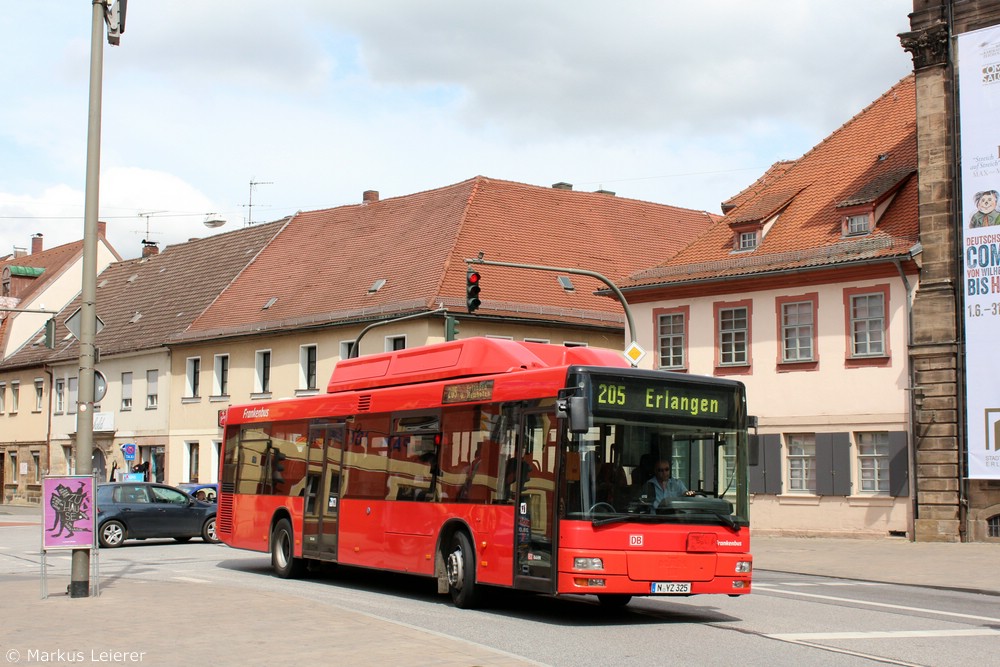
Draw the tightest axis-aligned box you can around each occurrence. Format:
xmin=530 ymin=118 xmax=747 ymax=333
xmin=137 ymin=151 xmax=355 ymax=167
xmin=618 ymin=75 xmax=920 ymax=538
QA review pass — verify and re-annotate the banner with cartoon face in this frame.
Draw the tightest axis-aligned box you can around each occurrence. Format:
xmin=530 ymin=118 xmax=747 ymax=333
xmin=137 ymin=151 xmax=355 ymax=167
xmin=959 ymin=25 xmax=1000 ymax=479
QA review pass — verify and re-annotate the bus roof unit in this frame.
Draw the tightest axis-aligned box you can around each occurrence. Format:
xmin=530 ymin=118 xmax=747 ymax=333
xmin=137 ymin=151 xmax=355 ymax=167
xmin=327 ymin=337 xmax=627 ymax=393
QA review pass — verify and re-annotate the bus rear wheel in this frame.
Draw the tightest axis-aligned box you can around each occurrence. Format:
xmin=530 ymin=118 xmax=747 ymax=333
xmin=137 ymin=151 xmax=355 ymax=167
xmin=445 ymin=531 xmax=482 ymax=609
xmin=271 ymin=518 xmax=305 ymax=579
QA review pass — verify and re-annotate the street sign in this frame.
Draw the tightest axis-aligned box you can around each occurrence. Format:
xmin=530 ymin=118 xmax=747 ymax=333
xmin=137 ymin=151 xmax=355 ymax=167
xmin=121 ymin=443 xmax=136 ymax=461
xmin=64 ymin=307 xmax=105 ymax=340
xmin=94 ymin=370 xmax=107 ymax=403
xmin=623 ymin=341 xmax=646 ymax=366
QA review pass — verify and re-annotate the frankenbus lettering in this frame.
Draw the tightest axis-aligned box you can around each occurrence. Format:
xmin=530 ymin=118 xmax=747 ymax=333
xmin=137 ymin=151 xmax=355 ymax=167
xmin=242 ymin=407 xmax=270 ymax=419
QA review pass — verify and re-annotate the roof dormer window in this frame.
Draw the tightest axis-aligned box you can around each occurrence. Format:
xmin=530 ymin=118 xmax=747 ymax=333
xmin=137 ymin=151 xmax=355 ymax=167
xmin=843 ymin=212 xmax=872 ymax=237
xmin=738 ymin=230 xmax=759 ymax=251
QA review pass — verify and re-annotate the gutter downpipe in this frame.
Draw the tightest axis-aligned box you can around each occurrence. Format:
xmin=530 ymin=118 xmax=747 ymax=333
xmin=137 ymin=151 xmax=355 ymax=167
xmin=894 ymin=257 xmax=920 ymax=542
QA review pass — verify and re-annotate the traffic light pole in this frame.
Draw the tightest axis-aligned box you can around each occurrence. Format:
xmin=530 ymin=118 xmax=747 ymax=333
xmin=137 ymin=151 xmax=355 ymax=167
xmin=349 ymin=307 xmax=448 ymax=358
xmin=464 ymin=256 xmax=638 ymax=349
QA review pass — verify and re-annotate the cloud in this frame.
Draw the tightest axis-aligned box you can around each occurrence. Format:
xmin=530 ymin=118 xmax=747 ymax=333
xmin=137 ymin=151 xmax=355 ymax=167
xmin=0 ymin=1 xmax=915 ymax=260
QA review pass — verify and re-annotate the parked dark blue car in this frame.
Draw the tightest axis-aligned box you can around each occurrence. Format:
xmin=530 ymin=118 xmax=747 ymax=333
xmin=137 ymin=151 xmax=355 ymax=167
xmin=96 ymin=482 xmax=218 ymax=548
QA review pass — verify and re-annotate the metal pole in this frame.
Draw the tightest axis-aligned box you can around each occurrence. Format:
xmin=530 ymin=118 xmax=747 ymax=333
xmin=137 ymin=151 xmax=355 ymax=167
xmin=71 ymin=0 xmax=105 ymax=598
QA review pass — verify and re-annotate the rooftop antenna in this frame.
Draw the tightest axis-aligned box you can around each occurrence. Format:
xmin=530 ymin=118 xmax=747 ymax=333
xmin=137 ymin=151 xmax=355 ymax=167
xmin=136 ymin=210 xmax=167 ymax=243
xmin=244 ymin=179 xmax=273 ymax=226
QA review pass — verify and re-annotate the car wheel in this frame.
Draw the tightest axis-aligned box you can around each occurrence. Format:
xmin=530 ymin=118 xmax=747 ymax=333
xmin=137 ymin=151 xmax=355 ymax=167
xmin=270 ymin=518 xmax=305 ymax=578
xmin=174 ymin=536 xmax=192 ymax=543
xmin=202 ymin=517 xmax=219 ymax=543
xmin=99 ymin=520 xmax=126 ymax=548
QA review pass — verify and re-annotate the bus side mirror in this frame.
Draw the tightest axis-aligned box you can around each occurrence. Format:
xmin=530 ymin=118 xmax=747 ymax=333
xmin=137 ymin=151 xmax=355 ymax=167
xmin=556 ymin=395 xmax=590 ymax=434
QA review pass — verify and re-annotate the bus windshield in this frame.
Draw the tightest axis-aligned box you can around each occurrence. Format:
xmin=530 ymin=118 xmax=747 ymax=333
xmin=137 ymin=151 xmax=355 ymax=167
xmin=561 ymin=370 xmax=748 ymax=527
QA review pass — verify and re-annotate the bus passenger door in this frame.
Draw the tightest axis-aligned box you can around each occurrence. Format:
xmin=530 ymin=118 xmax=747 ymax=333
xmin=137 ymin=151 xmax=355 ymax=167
xmin=513 ymin=410 xmax=558 ymax=593
xmin=302 ymin=423 xmax=344 ymax=560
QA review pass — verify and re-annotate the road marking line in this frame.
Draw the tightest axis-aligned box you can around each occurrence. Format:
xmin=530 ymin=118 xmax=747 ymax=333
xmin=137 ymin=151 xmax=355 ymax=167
xmin=173 ymin=576 xmax=212 ymax=583
xmin=769 ymin=628 xmax=1000 ymax=641
xmin=753 ymin=584 xmax=1000 ymax=623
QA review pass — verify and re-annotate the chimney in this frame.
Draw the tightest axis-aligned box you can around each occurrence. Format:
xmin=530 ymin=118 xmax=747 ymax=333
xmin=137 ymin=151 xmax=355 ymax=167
xmin=594 ymin=189 xmax=616 ymax=196
xmin=141 ymin=240 xmax=159 ymax=258
xmin=31 ymin=233 xmax=43 ymax=254
xmin=551 ymin=182 xmax=573 ymax=191
xmin=13 ymin=247 xmax=27 ymax=258
xmin=363 ymin=190 xmax=379 ymax=203
xmin=97 ymin=221 xmax=107 ymax=238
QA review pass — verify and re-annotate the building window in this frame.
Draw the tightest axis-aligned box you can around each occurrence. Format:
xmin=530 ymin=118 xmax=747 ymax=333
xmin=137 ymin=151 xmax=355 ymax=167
xmin=10 ymin=381 xmax=19 ymax=413
xmin=34 ymin=379 xmax=44 ymax=412
xmin=340 ymin=340 xmax=355 ymax=360
xmin=214 ymin=354 xmax=229 ymax=396
xmin=188 ymin=442 xmax=200 ymax=483
xmin=146 ymin=369 xmax=159 ymax=409
xmin=121 ymin=372 xmax=132 ymax=411
xmin=9 ymin=451 xmax=17 ymax=479
xmin=716 ymin=304 xmax=750 ymax=367
xmin=1 ymin=382 xmax=6 ymax=413
xmin=988 ymin=515 xmax=1000 ymax=538
xmin=786 ymin=434 xmax=816 ymax=494
xmin=31 ymin=451 xmax=41 ymax=483
xmin=845 ymin=213 xmax=871 ymax=235
xmin=63 ymin=445 xmax=74 ymax=475
xmin=68 ymin=377 xmax=78 ymax=414
xmin=186 ymin=357 xmax=201 ymax=398
xmin=738 ymin=230 xmax=758 ymax=250
xmin=300 ymin=345 xmax=317 ymax=391
xmin=847 ymin=288 xmax=887 ymax=358
xmin=55 ymin=379 xmax=65 ymax=413
xmin=385 ymin=335 xmax=406 ymax=352
xmin=857 ymin=431 xmax=890 ymax=494
xmin=655 ymin=307 xmax=687 ymax=370
xmin=781 ymin=301 xmax=814 ymax=362
xmin=255 ymin=350 xmax=271 ymax=394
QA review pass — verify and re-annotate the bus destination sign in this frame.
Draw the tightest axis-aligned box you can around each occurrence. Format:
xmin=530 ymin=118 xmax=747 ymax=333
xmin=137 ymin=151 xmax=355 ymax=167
xmin=442 ymin=380 xmax=494 ymax=404
xmin=591 ymin=375 xmax=731 ymax=420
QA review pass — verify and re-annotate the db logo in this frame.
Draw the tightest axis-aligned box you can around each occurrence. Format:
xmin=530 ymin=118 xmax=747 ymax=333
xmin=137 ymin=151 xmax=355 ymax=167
xmin=629 ymin=534 xmax=643 ymax=547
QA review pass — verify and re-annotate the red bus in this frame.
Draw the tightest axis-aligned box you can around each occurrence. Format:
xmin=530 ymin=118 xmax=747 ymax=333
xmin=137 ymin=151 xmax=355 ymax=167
xmin=217 ymin=337 xmax=752 ymax=608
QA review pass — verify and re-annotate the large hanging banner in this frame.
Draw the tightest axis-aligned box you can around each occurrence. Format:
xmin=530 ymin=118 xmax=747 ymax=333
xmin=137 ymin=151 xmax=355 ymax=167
xmin=959 ymin=25 xmax=1000 ymax=479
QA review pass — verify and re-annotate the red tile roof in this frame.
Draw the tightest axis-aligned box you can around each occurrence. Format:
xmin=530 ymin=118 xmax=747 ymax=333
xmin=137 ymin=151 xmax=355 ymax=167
xmin=178 ymin=176 xmax=717 ymax=340
xmin=0 ymin=222 xmax=285 ymax=368
xmin=622 ymin=75 xmax=919 ymax=290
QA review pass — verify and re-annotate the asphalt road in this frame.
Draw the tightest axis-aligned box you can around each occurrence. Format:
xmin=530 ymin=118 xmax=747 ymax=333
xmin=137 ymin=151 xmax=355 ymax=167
xmin=2 ymin=518 xmax=998 ymax=666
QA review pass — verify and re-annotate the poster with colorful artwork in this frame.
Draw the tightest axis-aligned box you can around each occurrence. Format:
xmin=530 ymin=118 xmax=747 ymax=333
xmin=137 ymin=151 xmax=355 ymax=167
xmin=42 ymin=476 xmax=95 ymax=549
xmin=959 ymin=25 xmax=1000 ymax=479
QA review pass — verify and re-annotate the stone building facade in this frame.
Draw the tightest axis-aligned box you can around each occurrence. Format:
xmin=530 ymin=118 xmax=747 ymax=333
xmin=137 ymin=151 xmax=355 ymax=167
xmin=902 ymin=0 xmax=1000 ymax=541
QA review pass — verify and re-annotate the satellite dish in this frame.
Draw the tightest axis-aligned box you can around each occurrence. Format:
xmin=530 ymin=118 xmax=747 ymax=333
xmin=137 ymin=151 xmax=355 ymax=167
xmin=203 ymin=214 xmax=226 ymax=229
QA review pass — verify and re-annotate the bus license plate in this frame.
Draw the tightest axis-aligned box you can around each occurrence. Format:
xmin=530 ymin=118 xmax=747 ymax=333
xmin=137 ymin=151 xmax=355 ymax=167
xmin=651 ymin=582 xmax=691 ymax=594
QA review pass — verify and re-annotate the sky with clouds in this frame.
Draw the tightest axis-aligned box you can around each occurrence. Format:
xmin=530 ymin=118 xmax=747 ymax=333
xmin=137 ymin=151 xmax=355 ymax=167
xmin=0 ymin=1 xmax=915 ymax=260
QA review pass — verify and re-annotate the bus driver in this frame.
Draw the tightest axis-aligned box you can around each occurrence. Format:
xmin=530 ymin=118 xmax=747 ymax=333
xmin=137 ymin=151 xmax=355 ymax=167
xmin=641 ymin=460 xmax=695 ymax=507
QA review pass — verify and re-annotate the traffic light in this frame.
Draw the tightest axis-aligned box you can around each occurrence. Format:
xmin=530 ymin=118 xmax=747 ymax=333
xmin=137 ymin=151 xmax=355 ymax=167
xmin=43 ymin=318 xmax=56 ymax=349
xmin=445 ymin=316 xmax=460 ymax=341
xmin=465 ymin=270 xmax=481 ymax=313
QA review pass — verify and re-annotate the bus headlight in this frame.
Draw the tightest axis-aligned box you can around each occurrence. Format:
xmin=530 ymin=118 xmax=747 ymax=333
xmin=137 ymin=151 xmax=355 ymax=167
xmin=735 ymin=561 xmax=752 ymax=573
xmin=573 ymin=557 xmax=604 ymax=570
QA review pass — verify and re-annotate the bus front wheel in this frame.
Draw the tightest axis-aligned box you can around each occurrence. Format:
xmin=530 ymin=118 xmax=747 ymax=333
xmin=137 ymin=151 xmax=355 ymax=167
xmin=445 ymin=531 xmax=482 ymax=609
xmin=271 ymin=518 xmax=305 ymax=579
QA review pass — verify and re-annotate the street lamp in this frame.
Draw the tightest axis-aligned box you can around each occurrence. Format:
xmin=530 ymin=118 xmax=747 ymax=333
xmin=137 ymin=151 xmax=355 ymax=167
xmin=72 ymin=0 xmax=126 ymax=600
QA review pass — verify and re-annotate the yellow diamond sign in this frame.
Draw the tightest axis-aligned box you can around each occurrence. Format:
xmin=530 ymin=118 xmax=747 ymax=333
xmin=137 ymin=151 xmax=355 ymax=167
xmin=623 ymin=341 xmax=645 ymax=366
